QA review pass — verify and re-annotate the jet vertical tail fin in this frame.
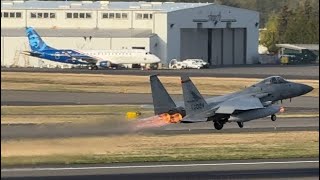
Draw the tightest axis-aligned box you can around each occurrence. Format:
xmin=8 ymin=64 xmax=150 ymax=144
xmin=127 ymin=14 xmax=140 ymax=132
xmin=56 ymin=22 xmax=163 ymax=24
xmin=181 ymin=76 xmax=209 ymax=115
xmin=150 ymin=75 xmax=177 ymax=115
xmin=25 ymin=27 xmax=55 ymax=52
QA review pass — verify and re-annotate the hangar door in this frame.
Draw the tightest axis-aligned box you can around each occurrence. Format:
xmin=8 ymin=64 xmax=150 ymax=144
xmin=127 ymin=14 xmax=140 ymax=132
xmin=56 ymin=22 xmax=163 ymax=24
xmin=180 ymin=28 xmax=208 ymax=61
xmin=210 ymin=28 xmax=246 ymax=65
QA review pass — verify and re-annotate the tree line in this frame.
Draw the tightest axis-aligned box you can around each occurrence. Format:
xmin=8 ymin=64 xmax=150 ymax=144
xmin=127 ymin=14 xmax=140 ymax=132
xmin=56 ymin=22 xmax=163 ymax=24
xmin=259 ymin=0 xmax=319 ymax=52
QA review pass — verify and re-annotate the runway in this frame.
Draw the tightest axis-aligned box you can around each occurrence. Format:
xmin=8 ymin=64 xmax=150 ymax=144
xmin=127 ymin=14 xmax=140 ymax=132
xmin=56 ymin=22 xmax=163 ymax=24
xmin=1 ymin=117 xmax=318 ymax=139
xmin=2 ymin=158 xmax=319 ymax=179
xmin=1 ymin=90 xmax=319 ymax=139
xmin=2 ymin=64 xmax=319 ymax=80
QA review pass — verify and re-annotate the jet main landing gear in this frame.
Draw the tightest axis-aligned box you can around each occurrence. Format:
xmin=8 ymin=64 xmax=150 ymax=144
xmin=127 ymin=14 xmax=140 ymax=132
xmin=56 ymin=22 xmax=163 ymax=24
xmin=237 ymin=122 xmax=244 ymax=128
xmin=88 ymin=65 xmax=98 ymax=70
xmin=213 ymin=122 xmax=224 ymax=130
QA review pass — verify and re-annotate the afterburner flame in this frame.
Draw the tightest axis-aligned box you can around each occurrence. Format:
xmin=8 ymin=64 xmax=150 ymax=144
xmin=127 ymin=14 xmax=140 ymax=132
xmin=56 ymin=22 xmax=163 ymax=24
xmin=133 ymin=113 xmax=183 ymax=130
xmin=169 ymin=113 xmax=183 ymax=123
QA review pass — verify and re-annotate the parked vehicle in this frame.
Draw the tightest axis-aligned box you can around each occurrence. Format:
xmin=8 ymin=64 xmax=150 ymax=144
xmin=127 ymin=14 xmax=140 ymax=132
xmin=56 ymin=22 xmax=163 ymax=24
xmin=169 ymin=59 xmax=187 ymax=69
xmin=183 ymin=59 xmax=209 ymax=68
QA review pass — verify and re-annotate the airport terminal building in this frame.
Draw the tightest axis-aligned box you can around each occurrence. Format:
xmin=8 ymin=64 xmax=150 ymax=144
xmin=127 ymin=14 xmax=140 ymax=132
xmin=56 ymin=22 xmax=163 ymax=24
xmin=1 ymin=1 xmax=259 ymax=68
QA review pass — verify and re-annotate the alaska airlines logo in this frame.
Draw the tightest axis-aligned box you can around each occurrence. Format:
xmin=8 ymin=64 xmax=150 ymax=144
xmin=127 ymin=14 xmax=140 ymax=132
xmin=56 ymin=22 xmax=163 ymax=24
xmin=26 ymin=28 xmax=47 ymax=51
xmin=192 ymin=11 xmax=221 ymax=24
xmin=208 ymin=11 xmax=221 ymax=23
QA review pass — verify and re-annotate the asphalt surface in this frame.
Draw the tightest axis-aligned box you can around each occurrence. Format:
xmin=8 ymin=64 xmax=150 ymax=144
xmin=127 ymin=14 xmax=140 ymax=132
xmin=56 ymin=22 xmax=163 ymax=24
xmin=1 ymin=117 xmax=319 ymax=139
xmin=1 ymin=64 xmax=319 ymax=80
xmin=2 ymin=158 xmax=319 ymax=179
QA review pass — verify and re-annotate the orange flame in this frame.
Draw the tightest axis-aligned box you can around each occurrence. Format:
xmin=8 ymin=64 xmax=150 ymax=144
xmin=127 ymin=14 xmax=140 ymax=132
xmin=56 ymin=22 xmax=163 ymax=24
xmin=169 ymin=113 xmax=183 ymax=123
xmin=133 ymin=113 xmax=183 ymax=130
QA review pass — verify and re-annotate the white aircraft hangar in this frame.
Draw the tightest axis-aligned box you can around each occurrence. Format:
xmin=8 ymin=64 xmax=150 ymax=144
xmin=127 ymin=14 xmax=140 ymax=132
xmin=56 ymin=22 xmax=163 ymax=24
xmin=1 ymin=1 xmax=259 ymax=68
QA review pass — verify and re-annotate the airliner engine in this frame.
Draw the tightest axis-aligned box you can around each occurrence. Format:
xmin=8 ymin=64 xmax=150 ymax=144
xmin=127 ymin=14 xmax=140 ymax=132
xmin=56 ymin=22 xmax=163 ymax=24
xmin=97 ymin=61 xmax=111 ymax=68
xmin=229 ymin=105 xmax=283 ymax=122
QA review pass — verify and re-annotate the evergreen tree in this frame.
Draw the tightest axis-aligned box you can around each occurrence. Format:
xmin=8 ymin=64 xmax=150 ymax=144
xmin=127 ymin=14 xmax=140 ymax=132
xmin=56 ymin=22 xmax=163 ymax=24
xmin=278 ymin=5 xmax=291 ymax=43
xmin=260 ymin=13 xmax=279 ymax=52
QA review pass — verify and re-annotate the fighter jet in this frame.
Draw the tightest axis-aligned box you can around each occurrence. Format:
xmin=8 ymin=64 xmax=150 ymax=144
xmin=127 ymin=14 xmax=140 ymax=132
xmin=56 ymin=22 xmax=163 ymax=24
xmin=150 ymin=75 xmax=313 ymax=130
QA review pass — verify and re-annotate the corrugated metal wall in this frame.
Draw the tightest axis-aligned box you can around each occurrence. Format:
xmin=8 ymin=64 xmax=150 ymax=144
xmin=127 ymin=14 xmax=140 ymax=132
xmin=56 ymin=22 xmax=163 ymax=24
xmin=234 ymin=28 xmax=246 ymax=64
xmin=211 ymin=29 xmax=222 ymax=65
xmin=180 ymin=28 xmax=208 ymax=61
xmin=210 ymin=28 xmax=246 ymax=65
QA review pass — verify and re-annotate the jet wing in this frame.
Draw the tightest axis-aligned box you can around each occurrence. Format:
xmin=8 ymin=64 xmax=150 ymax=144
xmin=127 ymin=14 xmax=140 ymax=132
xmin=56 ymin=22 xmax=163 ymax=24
xmin=215 ymin=95 xmax=264 ymax=114
xmin=63 ymin=52 xmax=98 ymax=64
xmin=70 ymin=57 xmax=97 ymax=64
xmin=181 ymin=95 xmax=264 ymax=122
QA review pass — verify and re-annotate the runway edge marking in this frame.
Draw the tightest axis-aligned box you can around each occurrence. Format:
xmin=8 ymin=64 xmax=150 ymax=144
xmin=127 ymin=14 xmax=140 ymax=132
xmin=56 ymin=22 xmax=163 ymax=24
xmin=2 ymin=160 xmax=319 ymax=172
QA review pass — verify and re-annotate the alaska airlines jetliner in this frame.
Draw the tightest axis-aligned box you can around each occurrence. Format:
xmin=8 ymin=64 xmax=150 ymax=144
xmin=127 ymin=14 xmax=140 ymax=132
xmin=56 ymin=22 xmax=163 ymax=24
xmin=23 ymin=27 xmax=161 ymax=70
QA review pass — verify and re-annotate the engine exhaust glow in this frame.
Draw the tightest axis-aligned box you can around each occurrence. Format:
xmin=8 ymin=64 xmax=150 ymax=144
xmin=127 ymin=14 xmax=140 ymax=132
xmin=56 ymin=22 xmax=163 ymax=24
xmin=133 ymin=113 xmax=183 ymax=130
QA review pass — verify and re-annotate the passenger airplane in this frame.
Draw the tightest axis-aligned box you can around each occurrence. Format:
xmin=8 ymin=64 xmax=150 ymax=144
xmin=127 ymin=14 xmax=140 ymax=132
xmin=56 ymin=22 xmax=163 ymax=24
xmin=22 ymin=27 xmax=161 ymax=70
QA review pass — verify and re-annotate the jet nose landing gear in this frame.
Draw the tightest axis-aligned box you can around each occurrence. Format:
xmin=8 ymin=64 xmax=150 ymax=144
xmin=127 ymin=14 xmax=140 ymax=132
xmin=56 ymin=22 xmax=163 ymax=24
xmin=271 ymin=114 xmax=277 ymax=121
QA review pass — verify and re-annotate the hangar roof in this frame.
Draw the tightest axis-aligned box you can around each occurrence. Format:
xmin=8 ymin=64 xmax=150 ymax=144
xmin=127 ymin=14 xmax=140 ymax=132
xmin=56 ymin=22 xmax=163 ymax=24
xmin=276 ymin=44 xmax=319 ymax=51
xmin=1 ymin=28 xmax=154 ymax=38
xmin=1 ymin=1 xmax=211 ymax=12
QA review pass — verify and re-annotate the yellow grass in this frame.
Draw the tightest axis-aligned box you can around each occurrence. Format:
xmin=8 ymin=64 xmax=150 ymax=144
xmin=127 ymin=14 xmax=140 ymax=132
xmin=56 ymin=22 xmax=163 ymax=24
xmin=1 ymin=72 xmax=318 ymax=96
xmin=278 ymin=114 xmax=319 ymax=118
xmin=1 ymin=131 xmax=319 ymax=166
xmin=1 ymin=105 xmax=154 ymax=124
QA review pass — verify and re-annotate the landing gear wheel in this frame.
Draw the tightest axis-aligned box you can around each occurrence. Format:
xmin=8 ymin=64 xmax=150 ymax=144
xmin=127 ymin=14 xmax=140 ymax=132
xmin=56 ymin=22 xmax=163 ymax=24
xmin=214 ymin=122 xmax=224 ymax=130
xmin=271 ymin=114 xmax=277 ymax=121
xmin=237 ymin=122 xmax=244 ymax=128
xmin=88 ymin=65 xmax=98 ymax=70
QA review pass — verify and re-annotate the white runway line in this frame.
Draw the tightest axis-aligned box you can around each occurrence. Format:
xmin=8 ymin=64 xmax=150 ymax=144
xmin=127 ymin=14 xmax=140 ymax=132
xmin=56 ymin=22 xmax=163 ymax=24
xmin=2 ymin=160 xmax=319 ymax=172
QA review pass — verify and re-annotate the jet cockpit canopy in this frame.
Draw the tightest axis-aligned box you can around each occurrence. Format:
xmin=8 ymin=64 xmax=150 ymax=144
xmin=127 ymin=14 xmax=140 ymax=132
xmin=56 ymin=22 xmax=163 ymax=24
xmin=258 ymin=76 xmax=289 ymax=85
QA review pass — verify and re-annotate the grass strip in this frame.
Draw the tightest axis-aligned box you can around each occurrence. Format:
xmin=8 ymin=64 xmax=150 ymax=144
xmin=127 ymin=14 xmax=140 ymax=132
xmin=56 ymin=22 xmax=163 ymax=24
xmin=1 ymin=131 xmax=318 ymax=166
xmin=2 ymin=72 xmax=318 ymax=96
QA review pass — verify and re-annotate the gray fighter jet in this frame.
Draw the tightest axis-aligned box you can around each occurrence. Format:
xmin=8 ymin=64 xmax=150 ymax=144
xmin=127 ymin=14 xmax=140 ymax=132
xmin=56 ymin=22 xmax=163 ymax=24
xmin=150 ymin=75 xmax=313 ymax=130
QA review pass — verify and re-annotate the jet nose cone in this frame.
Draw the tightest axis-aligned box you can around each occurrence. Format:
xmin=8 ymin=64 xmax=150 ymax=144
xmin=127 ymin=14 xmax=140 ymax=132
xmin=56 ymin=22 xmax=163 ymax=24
xmin=302 ymin=84 xmax=314 ymax=94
